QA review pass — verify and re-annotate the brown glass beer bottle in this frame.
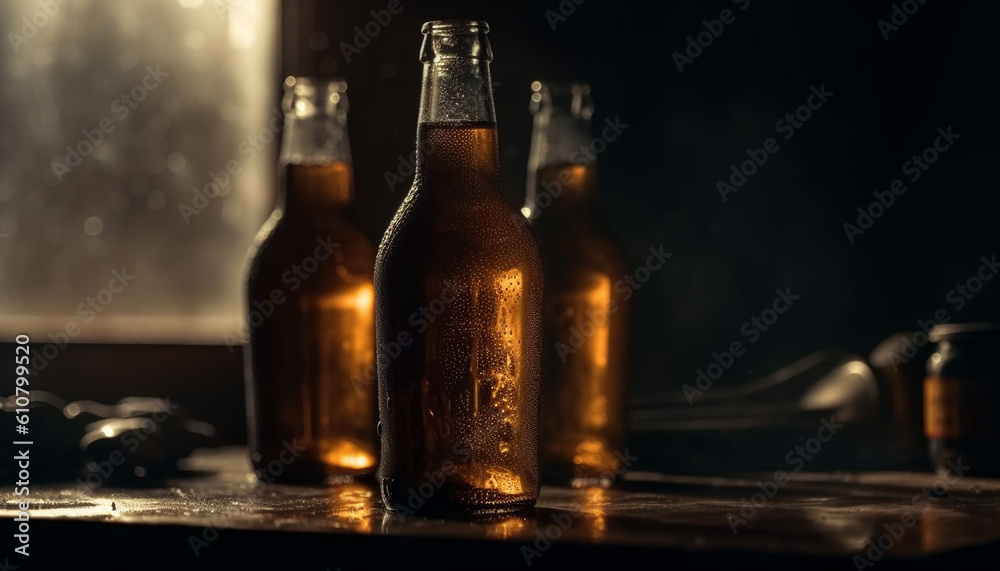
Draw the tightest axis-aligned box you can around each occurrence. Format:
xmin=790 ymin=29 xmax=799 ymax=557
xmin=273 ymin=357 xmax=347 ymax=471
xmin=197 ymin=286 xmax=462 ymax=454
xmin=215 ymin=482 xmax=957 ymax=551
xmin=245 ymin=78 xmax=377 ymax=483
xmin=523 ymin=82 xmax=629 ymax=487
xmin=376 ymin=21 xmax=543 ymax=515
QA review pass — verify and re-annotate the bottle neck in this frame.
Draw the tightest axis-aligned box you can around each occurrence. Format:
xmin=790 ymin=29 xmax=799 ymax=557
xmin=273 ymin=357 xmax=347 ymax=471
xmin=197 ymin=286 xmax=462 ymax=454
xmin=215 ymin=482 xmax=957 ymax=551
xmin=413 ymin=29 xmax=500 ymax=190
xmin=281 ymin=162 xmax=353 ymax=218
xmin=525 ymin=110 xmax=597 ymax=218
xmin=417 ymin=57 xmax=496 ymax=124
xmin=278 ymin=77 xmax=354 ymax=215
xmin=413 ymin=121 xmax=501 ymax=197
xmin=281 ymin=107 xmax=352 ymax=164
xmin=279 ymin=78 xmax=352 ymax=167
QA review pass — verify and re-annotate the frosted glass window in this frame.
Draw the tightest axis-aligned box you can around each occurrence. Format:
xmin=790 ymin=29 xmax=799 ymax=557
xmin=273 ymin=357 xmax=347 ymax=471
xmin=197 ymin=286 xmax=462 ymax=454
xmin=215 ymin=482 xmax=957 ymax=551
xmin=0 ymin=0 xmax=278 ymax=343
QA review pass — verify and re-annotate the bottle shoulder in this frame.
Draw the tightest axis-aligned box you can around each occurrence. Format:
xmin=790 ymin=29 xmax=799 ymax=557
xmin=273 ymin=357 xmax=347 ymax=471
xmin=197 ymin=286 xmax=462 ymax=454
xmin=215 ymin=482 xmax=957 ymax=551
xmin=247 ymin=209 xmax=375 ymax=291
xmin=532 ymin=209 xmax=625 ymax=261
xmin=257 ymin=207 xmax=374 ymax=247
xmin=376 ymin=191 xmax=543 ymax=282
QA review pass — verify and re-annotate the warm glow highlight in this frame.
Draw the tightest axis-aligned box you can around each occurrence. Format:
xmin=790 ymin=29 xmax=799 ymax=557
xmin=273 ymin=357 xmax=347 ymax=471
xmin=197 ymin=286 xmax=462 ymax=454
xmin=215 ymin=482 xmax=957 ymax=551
xmin=580 ymin=487 xmax=608 ymax=537
xmin=585 ymin=276 xmax=611 ymax=369
xmin=541 ymin=266 xmax=625 ymax=485
xmin=322 ymin=439 xmax=377 ymax=471
xmin=489 ymin=269 xmax=526 ymax=439
xmin=327 ymin=483 xmax=376 ymax=534
xmin=482 ymin=468 xmax=525 ymax=495
xmin=486 ymin=516 xmax=528 ymax=540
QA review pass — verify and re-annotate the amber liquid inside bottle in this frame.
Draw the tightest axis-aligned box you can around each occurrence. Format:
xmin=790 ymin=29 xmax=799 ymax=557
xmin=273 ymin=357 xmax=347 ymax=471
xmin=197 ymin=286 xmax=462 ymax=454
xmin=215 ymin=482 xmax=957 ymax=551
xmin=376 ymin=122 xmax=543 ymax=515
xmin=531 ymin=162 xmax=628 ymax=487
xmin=246 ymin=162 xmax=377 ymax=483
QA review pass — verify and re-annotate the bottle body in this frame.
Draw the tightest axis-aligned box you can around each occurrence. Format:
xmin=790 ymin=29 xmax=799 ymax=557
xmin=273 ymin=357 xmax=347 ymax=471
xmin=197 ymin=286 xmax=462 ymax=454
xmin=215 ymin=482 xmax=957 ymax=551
xmin=376 ymin=23 xmax=543 ymax=515
xmin=525 ymin=83 xmax=629 ymax=487
xmin=924 ymin=323 xmax=1000 ymax=477
xmin=245 ymin=79 xmax=377 ymax=483
xmin=377 ymin=122 xmax=543 ymax=515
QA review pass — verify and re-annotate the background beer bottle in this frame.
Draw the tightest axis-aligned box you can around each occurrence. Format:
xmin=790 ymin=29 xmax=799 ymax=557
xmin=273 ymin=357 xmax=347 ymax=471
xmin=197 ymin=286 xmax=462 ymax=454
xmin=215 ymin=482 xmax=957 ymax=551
xmin=523 ymin=81 xmax=629 ymax=487
xmin=375 ymin=21 xmax=544 ymax=515
xmin=245 ymin=77 xmax=377 ymax=483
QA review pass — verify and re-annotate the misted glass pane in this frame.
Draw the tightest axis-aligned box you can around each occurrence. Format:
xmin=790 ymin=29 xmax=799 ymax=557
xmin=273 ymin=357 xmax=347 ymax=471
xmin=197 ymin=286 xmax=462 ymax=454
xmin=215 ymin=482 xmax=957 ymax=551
xmin=0 ymin=0 xmax=278 ymax=342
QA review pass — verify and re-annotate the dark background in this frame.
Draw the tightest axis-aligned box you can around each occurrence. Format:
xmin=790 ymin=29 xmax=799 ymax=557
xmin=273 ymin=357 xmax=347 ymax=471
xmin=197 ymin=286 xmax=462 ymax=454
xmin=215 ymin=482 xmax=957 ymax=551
xmin=284 ymin=0 xmax=999 ymax=399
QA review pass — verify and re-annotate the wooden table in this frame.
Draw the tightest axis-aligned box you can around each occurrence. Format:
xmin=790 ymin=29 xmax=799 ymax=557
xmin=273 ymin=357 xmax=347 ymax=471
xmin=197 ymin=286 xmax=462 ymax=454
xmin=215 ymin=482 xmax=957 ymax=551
xmin=4 ymin=447 xmax=999 ymax=570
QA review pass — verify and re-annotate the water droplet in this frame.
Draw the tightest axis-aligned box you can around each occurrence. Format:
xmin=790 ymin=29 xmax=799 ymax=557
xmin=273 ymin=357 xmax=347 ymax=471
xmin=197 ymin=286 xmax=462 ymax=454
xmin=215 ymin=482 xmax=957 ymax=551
xmin=84 ymin=216 xmax=103 ymax=236
xmin=167 ymin=152 xmax=187 ymax=173
xmin=376 ymin=421 xmax=383 ymax=436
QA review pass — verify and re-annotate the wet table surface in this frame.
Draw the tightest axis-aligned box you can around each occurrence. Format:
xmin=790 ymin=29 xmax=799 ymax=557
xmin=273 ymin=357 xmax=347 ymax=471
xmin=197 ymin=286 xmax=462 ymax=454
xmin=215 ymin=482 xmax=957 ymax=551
xmin=5 ymin=447 xmax=1000 ymax=570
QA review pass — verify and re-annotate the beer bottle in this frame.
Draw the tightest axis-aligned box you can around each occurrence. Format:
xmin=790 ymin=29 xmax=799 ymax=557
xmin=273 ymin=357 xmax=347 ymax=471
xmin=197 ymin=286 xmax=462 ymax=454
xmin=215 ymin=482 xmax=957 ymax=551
xmin=523 ymin=81 xmax=628 ymax=487
xmin=245 ymin=77 xmax=377 ymax=483
xmin=376 ymin=21 xmax=544 ymax=515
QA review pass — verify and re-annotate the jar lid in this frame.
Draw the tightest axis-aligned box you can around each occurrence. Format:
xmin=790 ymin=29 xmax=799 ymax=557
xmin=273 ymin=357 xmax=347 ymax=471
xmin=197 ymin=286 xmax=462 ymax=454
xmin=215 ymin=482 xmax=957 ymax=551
xmin=929 ymin=322 xmax=1000 ymax=343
